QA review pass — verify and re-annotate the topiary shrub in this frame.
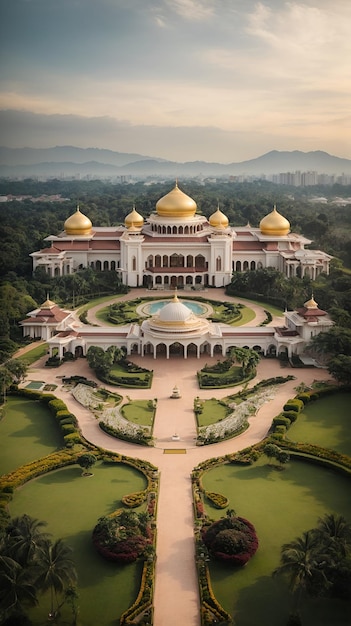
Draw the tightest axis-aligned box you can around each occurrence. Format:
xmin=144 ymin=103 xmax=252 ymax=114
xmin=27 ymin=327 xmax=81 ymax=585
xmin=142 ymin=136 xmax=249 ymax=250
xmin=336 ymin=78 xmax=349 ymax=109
xmin=283 ymin=398 xmax=304 ymax=413
xmin=205 ymin=491 xmax=229 ymax=509
xmin=92 ymin=511 xmax=152 ymax=564
xmin=202 ymin=514 xmax=258 ymax=566
xmin=272 ymin=416 xmax=291 ymax=429
xmin=282 ymin=410 xmax=298 ymax=423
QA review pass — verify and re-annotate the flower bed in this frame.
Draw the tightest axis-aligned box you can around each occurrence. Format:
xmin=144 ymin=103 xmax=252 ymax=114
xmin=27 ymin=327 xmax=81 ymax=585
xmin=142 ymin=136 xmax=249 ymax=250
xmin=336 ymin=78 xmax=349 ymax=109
xmin=202 ymin=514 xmax=259 ymax=566
xmin=72 ymin=383 xmax=153 ymax=445
xmin=197 ymin=386 xmax=278 ymax=444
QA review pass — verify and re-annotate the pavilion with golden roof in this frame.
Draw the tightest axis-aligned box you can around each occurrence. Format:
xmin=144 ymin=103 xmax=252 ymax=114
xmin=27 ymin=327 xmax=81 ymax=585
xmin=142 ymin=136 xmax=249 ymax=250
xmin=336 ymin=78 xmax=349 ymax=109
xmin=30 ymin=183 xmax=331 ymax=288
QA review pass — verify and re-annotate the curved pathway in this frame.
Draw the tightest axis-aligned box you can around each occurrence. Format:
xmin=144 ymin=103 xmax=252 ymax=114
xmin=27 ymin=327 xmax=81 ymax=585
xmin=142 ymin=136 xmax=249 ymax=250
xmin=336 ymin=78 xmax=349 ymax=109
xmin=23 ymin=293 xmax=330 ymax=626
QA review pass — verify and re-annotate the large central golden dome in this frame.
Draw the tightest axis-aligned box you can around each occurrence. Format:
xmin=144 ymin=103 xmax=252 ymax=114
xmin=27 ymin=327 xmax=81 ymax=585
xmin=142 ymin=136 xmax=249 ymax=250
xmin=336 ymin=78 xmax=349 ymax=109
xmin=156 ymin=183 xmax=197 ymax=219
xmin=64 ymin=206 xmax=93 ymax=236
xmin=259 ymin=206 xmax=290 ymax=236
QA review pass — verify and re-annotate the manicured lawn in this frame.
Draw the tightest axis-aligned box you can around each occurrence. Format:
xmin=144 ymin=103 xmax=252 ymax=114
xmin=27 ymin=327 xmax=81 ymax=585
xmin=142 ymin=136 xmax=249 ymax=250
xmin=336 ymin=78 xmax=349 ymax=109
xmin=10 ymin=462 xmax=147 ymax=626
xmin=96 ymin=306 xmax=123 ymax=325
xmin=110 ymin=363 xmax=150 ymax=383
xmin=98 ymin=297 xmax=257 ymax=326
xmin=229 ymin=305 xmax=256 ymax=325
xmin=202 ymin=456 xmax=351 ymax=626
xmin=196 ymin=398 xmax=230 ymax=427
xmin=288 ymin=391 xmax=351 ymax=456
xmin=0 ymin=396 xmax=63 ymax=474
xmin=17 ymin=342 xmax=48 ymax=365
xmin=121 ymin=400 xmax=155 ymax=427
xmin=77 ymin=293 xmax=124 ymax=315
xmin=234 ymin=296 xmax=284 ymax=317
xmin=198 ymin=364 xmax=244 ymax=388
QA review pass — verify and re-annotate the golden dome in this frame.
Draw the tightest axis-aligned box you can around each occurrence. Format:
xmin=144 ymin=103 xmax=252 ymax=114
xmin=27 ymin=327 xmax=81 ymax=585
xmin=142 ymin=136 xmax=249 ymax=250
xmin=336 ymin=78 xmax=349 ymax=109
xmin=259 ymin=205 xmax=290 ymax=236
xmin=125 ymin=206 xmax=144 ymax=228
xmin=40 ymin=298 xmax=56 ymax=309
xmin=64 ymin=206 xmax=92 ymax=236
xmin=304 ymin=296 xmax=318 ymax=309
xmin=156 ymin=183 xmax=197 ymax=219
xmin=209 ymin=206 xmax=229 ymax=229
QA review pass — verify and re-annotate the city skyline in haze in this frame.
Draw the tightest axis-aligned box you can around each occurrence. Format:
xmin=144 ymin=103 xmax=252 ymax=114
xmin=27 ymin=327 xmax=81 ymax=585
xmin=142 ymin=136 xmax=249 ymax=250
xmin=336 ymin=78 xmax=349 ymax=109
xmin=1 ymin=0 xmax=350 ymax=163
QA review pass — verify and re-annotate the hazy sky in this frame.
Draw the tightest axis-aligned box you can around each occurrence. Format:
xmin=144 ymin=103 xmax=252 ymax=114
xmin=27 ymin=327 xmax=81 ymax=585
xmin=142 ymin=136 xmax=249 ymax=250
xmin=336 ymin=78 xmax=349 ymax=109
xmin=1 ymin=0 xmax=350 ymax=162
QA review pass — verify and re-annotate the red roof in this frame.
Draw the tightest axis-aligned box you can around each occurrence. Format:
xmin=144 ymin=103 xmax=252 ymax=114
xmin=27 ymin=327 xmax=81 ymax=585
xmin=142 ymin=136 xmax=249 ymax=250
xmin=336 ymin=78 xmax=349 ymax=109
xmin=296 ymin=307 xmax=326 ymax=319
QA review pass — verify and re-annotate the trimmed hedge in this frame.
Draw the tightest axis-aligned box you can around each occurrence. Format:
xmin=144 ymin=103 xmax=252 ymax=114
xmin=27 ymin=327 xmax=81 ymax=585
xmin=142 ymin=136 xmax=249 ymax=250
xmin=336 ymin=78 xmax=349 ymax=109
xmin=205 ymin=491 xmax=229 ymax=509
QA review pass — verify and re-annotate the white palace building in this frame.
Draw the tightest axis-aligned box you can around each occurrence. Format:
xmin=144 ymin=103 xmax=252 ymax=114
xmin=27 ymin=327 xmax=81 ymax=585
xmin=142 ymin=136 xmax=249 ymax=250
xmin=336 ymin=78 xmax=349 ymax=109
xmin=24 ymin=185 xmax=333 ymax=361
xmin=30 ymin=183 xmax=331 ymax=289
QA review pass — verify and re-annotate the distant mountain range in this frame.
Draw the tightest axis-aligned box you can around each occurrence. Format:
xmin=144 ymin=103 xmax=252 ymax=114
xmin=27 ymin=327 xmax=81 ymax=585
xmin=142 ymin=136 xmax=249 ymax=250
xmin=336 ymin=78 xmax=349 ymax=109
xmin=0 ymin=146 xmax=350 ymax=178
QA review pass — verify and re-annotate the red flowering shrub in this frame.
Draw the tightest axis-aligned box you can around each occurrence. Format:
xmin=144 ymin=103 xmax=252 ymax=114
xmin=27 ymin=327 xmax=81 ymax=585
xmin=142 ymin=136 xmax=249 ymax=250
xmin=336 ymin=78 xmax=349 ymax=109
xmin=202 ymin=515 xmax=258 ymax=566
xmin=92 ymin=511 xmax=152 ymax=564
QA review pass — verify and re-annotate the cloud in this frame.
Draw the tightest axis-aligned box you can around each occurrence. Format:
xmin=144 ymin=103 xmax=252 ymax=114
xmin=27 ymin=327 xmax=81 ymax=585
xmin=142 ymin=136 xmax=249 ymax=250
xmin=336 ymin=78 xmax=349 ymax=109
xmin=165 ymin=0 xmax=215 ymax=21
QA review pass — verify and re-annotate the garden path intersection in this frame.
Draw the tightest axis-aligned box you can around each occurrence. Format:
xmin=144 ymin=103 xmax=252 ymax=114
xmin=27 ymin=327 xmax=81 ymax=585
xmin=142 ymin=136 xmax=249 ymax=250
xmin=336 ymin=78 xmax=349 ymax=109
xmin=21 ymin=291 xmax=329 ymax=626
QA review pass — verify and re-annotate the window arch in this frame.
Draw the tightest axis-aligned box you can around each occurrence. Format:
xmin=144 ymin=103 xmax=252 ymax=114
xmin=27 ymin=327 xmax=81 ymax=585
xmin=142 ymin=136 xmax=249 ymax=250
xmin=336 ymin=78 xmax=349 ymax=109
xmin=132 ymin=256 xmax=136 ymax=271
xmin=216 ymin=256 xmax=222 ymax=271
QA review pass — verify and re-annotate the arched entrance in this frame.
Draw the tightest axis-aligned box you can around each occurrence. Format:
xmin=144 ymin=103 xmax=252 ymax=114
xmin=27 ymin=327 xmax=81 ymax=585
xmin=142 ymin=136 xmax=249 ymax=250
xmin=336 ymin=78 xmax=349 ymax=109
xmin=169 ymin=342 xmax=184 ymax=357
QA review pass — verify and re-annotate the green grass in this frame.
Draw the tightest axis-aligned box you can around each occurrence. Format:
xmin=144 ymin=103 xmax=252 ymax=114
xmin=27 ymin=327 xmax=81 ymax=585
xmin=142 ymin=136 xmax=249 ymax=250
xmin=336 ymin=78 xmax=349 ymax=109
xmin=0 ymin=396 xmax=63 ymax=475
xmin=202 ymin=456 xmax=351 ymax=626
xmin=198 ymin=364 xmax=245 ymax=388
xmin=288 ymin=391 xmax=351 ymax=456
xmin=196 ymin=399 xmax=230 ymax=427
xmin=9 ymin=462 xmax=146 ymax=626
xmin=121 ymin=400 xmax=155 ymax=427
xmin=110 ymin=362 xmax=150 ymax=382
xmin=98 ymin=297 xmax=257 ymax=327
xmin=77 ymin=293 xmax=124 ymax=315
xmin=235 ymin=296 xmax=285 ymax=316
xmin=17 ymin=342 xmax=48 ymax=365
xmin=229 ymin=305 xmax=256 ymax=325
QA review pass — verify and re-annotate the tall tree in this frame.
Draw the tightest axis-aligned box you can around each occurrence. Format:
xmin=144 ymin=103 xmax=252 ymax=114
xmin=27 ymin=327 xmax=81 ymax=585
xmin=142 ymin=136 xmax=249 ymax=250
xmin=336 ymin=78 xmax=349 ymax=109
xmin=34 ymin=538 xmax=77 ymax=619
xmin=0 ymin=555 xmax=37 ymax=619
xmin=273 ymin=531 xmax=331 ymax=613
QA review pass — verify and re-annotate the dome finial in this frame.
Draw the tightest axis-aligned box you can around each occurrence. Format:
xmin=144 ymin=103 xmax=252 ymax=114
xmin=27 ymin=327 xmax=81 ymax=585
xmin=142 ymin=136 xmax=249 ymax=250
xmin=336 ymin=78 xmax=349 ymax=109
xmin=173 ymin=287 xmax=179 ymax=302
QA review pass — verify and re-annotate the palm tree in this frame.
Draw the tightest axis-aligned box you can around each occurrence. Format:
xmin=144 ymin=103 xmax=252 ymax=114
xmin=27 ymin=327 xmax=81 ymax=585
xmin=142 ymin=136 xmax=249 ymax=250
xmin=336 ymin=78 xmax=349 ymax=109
xmin=273 ymin=530 xmax=331 ymax=613
xmin=34 ymin=538 xmax=77 ymax=619
xmin=0 ymin=555 xmax=37 ymax=619
xmin=316 ymin=513 xmax=351 ymax=557
xmin=4 ymin=515 xmax=50 ymax=567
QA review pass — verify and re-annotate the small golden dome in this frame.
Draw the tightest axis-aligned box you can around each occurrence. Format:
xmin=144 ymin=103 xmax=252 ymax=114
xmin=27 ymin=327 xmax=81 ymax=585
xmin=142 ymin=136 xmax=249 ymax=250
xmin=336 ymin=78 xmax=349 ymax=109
xmin=40 ymin=298 xmax=56 ymax=309
xmin=304 ymin=296 xmax=318 ymax=309
xmin=209 ymin=206 xmax=229 ymax=229
xmin=125 ymin=206 xmax=144 ymax=228
xmin=259 ymin=205 xmax=290 ymax=236
xmin=156 ymin=183 xmax=197 ymax=219
xmin=64 ymin=206 xmax=92 ymax=236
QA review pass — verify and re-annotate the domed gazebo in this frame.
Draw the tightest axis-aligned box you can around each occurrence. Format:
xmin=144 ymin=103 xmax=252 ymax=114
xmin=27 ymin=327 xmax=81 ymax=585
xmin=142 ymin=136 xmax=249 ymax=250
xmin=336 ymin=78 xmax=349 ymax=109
xmin=141 ymin=293 xmax=214 ymax=358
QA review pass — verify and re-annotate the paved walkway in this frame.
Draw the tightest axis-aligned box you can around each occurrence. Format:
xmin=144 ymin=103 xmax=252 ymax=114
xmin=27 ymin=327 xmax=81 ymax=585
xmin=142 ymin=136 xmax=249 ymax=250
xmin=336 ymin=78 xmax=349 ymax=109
xmin=21 ymin=294 xmax=330 ymax=626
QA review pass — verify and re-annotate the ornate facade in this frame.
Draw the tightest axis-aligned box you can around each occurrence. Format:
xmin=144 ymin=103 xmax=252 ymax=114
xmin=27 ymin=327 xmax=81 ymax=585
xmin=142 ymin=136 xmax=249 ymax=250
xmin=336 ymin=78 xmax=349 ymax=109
xmin=21 ymin=294 xmax=333 ymax=361
xmin=30 ymin=184 xmax=332 ymax=287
